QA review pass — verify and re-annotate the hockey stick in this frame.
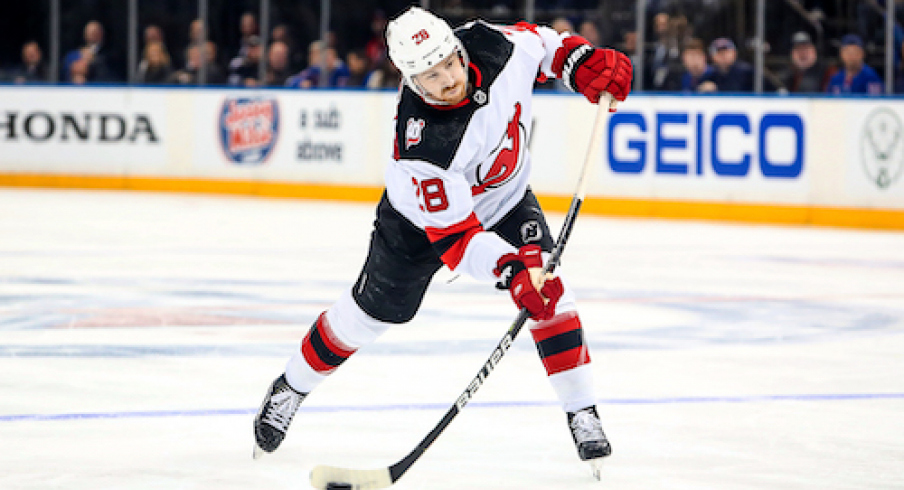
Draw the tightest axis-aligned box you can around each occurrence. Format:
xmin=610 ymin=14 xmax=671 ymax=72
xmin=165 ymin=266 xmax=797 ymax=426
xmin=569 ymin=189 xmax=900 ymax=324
xmin=310 ymin=94 xmax=616 ymax=490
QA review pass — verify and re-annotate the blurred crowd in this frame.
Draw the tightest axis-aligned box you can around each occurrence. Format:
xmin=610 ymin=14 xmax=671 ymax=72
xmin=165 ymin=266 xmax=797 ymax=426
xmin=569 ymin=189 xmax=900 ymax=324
xmin=0 ymin=0 xmax=901 ymax=95
xmin=1 ymin=9 xmax=403 ymax=91
xmin=615 ymin=1 xmax=888 ymax=95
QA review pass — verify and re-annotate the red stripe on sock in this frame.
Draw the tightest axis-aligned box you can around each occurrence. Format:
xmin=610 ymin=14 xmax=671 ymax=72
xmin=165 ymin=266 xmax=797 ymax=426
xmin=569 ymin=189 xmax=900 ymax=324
xmin=316 ymin=312 xmax=356 ymax=358
xmin=530 ymin=311 xmax=591 ymax=376
xmin=300 ymin=329 xmax=335 ymax=374
xmin=530 ymin=311 xmax=580 ymax=343
xmin=300 ymin=312 xmax=357 ymax=375
xmin=541 ymin=345 xmax=591 ymax=375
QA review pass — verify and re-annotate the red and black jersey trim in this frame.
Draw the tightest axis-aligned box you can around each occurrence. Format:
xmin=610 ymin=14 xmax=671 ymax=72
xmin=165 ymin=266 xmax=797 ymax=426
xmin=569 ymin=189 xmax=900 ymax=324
xmin=425 ymin=212 xmax=483 ymax=269
xmin=529 ymin=311 xmax=590 ymax=375
xmin=300 ymin=312 xmax=357 ymax=375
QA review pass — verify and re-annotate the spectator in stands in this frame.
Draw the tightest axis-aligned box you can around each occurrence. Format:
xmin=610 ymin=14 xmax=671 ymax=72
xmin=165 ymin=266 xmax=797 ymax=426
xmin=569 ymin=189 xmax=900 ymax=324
xmin=204 ymin=41 xmax=226 ymax=84
xmin=345 ymin=49 xmax=372 ymax=87
xmin=648 ymin=12 xmax=671 ymax=80
xmin=144 ymin=24 xmax=165 ymax=47
xmin=169 ymin=45 xmax=201 ymax=85
xmin=84 ymin=20 xmax=116 ymax=81
xmin=827 ymin=34 xmax=884 ymax=95
xmin=236 ymin=12 xmax=259 ymax=59
xmin=620 ymin=29 xmax=647 ymax=89
xmin=189 ymin=19 xmax=206 ymax=47
xmin=169 ymin=43 xmax=224 ymax=85
xmin=679 ymin=38 xmax=713 ymax=92
xmin=364 ymin=10 xmax=388 ymax=65
xmin=204 ymin=42 xmax=226 ymax=84
xmin=270 ymin=24 xmax=291 ymax=48
xmin=9 ymin=41 xmax=47 ymax=83
xmin=67 ymin=48 xmax=92 ymax=85
xmin=265 ymin=41 xmax=292 ymax=86
xmin=228 ymin=35 xmax=263 ymax=87
xmin=578 ymin=19 xmax=602 ymax=47
xmin=780 ymin=31 xmax=831 ymax=93
xmin=550 ymin=17 xmax=574 ymax=35
xmin=180 ymin=19 xmax=206 ymax=68
xmin=136 ymin=41 xmax=172 ymax=84
xmin=271 ymin=24 xmax=302 ymax=72
xmin=621 ymin=29 xmax=637 ymax=55
xmin=286 ymin=40 xmax=325 ymax=88
xmin=324 ymin=47 xmax=350 ymax=87
xmin=699 ymin=37 xmax=754 ymax=92
xmin=365 ymin=56 xmax=401 ymax=90
xmin=323 ymin=30 xmax=339 ymax=52
xmin=62 ymin=20 xmax=116 ymax=82
xmin=649 ymin=13 xmax=692 ymax=91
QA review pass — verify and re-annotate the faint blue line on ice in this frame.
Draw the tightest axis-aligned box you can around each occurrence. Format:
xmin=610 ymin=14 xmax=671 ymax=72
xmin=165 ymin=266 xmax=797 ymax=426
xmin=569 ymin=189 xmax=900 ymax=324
xmin=2 ymin=393 xmax=902 ymax=423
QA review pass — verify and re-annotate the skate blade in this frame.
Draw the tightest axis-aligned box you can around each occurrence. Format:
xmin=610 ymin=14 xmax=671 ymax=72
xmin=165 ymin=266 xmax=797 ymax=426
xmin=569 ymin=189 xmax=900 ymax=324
xmin=589 ymin=458 xmax=604 ymax=481
xmin=252 ymin=445 xmax=265 ymax=460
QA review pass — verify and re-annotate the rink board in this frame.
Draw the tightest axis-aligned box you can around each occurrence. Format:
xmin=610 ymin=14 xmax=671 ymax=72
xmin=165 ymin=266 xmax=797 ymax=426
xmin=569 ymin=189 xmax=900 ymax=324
xmin=0 ymin=86 xmax=902 ymax=229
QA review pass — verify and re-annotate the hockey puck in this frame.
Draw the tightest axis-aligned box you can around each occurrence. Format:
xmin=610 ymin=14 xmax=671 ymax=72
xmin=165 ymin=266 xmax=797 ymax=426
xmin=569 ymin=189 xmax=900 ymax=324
xmin=325 ymin=483 xmax=353 ymax=490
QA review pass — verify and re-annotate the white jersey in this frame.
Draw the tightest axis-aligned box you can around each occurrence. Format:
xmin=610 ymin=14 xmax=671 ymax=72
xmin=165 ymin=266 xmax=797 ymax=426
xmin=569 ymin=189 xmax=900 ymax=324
xmin=384 ymin=21 xmax=565 ymax=282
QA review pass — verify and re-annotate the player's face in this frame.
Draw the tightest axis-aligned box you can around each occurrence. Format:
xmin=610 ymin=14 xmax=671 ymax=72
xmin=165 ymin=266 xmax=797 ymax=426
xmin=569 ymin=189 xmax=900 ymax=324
xmin=414 ymin=52 xmax=468 ymax=105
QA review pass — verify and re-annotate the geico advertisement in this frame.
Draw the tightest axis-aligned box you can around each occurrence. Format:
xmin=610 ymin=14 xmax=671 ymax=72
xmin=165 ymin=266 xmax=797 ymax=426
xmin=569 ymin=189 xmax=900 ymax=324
xmin=194 ymin=91 xmax=389 ymax=184
xmin=0 ymin=87 xmax=166 ymax=170
xmin=598 ymin=97 xmax=810 ymax=203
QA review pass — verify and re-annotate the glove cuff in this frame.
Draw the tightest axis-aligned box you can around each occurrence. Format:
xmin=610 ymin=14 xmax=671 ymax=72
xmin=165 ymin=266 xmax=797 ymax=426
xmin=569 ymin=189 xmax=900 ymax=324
xmin=494 ymin=260 xmax=525 ymax=290
xmin=551 ymin=36 xmax=594 ymax=92
xmin=493 ymin=245 xmax=544 ymax=289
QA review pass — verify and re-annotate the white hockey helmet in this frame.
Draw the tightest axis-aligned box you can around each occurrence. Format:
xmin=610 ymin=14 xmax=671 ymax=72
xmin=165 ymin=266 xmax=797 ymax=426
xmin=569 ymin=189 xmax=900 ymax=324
xmin=386 ymin=6 xmax=468 ymax=99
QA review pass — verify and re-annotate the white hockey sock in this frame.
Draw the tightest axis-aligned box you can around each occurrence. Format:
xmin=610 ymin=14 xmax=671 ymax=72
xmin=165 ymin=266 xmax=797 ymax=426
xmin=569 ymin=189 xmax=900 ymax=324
xmin=284 ymin=348 xmax=327 ymax=393
xmin=284 ymin=289 xmax=392 ymax=394
xmin=548 ymin=363 xmax=597 ymax=413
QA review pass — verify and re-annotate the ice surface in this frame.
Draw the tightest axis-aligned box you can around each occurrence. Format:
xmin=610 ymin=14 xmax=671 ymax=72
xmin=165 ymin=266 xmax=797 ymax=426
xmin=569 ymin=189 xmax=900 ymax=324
xmin=1 ymin=188 xmax=903 ymax=489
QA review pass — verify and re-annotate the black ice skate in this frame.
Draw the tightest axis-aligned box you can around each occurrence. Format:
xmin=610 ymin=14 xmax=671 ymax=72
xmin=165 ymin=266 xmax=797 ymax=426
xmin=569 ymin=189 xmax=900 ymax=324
xmin=253 ymin=374 xmax=307 ymax=459
xmin=567 ymin=406 xmax=612 ymax=480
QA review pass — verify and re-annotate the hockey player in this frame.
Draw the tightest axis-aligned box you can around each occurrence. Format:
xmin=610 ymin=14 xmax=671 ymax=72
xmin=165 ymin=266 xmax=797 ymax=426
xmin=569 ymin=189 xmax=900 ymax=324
xmin=254 ymin=6 xmax=632 ymax=476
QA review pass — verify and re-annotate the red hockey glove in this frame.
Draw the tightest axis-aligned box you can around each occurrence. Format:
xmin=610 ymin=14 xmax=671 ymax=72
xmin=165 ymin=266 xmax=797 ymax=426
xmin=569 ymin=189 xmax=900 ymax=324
xmin=551 ymin=35 xmax=633 ymax=105
xmin=494 ymin=245 xmax=564 ymax=321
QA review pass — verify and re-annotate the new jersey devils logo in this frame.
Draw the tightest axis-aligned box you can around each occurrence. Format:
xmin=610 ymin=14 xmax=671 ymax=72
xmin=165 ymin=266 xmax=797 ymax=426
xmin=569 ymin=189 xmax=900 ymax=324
xmin=472 ymin=103 xmax=525 ymax=195
xmin=406 ymin=117 xmax=425 ymax=149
